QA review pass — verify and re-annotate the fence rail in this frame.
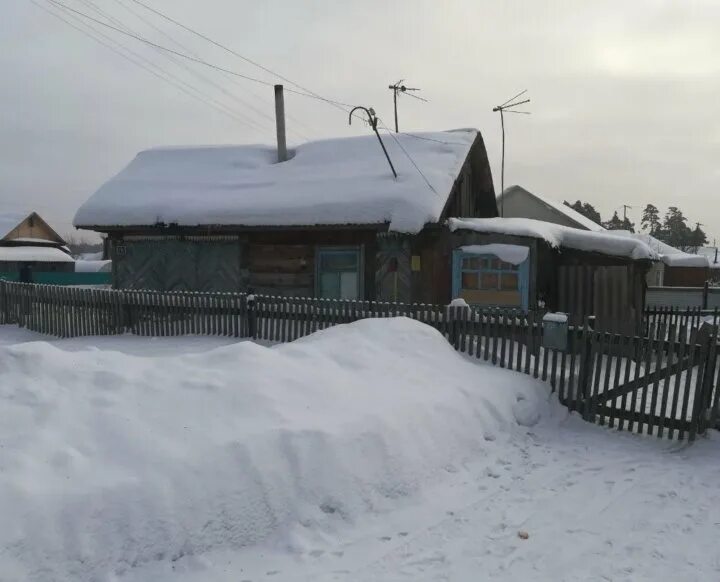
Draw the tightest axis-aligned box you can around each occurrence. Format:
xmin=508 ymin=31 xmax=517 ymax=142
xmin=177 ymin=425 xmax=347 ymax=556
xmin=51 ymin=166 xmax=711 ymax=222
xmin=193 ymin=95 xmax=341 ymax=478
xmin=1 ymin=281 xmax=718 ymax=442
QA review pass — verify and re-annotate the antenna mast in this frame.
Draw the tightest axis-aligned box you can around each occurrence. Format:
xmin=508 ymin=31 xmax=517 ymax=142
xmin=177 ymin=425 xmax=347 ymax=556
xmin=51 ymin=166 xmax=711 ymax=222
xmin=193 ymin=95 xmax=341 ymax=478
xmin=388 ymin=80 xmax=427 ymax=133
xmin=493 ymin=90 xmax=531 ymax=217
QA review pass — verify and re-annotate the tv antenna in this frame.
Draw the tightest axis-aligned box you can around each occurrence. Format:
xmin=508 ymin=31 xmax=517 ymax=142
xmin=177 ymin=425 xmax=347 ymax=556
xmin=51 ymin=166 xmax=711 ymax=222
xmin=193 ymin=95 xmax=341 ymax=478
xmin=388 ymin=80 xmax=427 ymax=133
xmin=493 ymin=90 xmax=531 ymax=216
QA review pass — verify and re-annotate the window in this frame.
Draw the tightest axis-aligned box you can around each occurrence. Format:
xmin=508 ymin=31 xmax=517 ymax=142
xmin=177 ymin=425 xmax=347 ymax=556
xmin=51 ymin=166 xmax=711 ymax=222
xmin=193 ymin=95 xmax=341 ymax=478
xmin=317 ymin=248 xmax=361 ymax=299
xmin=460 ymin=255 xmax=519 ymax=291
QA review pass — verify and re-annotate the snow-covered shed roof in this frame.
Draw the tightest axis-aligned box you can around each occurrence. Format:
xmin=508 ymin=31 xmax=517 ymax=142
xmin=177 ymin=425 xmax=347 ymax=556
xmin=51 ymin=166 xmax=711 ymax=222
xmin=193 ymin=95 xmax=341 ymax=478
xmin=0 ymin=246 xmax=74 ymax=263
xmin=498 ymin=185 xmax=606 ymax=232
xmin=695 ymin=247 xmax=720 ymax=269
xmin=609 ymin=231 xmax=709 ymax=267
xmin=74 ymin=129 xmax=483 ymax=234
xmin=448 ymin=217 xmax=657 ymax=261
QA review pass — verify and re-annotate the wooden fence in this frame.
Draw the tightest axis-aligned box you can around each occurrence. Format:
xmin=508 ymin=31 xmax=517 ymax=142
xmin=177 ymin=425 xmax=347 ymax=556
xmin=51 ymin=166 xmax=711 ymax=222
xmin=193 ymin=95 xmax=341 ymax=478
xmin=1 ymin=281 xmax=718 ymax=442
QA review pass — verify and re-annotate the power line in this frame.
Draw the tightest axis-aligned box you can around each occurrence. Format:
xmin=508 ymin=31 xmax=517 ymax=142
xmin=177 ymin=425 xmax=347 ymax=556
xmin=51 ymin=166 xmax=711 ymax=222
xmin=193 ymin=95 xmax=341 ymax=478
xmin=74 ymin=0 xmax=273 ymax=135
xmin=378 ymin=121 xmax=437 ymax=194
xmin=46 ymin=0 xmax=355 ymax=111
xmin=109 ymin=0 xmax=313 ymax=141
xmin=127 ymin=0 xmax=351 ymax=116
xmin=32 ymin=0 xmax=267 ymax=133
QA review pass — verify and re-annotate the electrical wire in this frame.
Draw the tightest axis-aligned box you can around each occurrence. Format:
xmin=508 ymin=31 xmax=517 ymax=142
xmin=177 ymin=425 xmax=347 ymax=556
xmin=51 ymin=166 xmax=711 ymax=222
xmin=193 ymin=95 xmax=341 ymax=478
xmin=109 ymin=0 xmax=313 ymax=140
xmin=73 ymin=0 xmax=273 ymax=136
xmin=378 ymin=122 xmax=437 ymax=194
xmin=45 ymin=0 xmax=355 ymax=111
xmin=32 ymin=0 xmax=267 ymax=133
xmin=127 ymin=0 xmax=352 ymax=117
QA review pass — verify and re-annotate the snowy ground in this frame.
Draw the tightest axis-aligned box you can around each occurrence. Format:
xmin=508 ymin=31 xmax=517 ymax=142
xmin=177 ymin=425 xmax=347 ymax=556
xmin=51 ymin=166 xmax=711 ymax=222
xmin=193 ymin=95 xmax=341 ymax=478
xmin=1 ymin=321 xmax=719 ymax=582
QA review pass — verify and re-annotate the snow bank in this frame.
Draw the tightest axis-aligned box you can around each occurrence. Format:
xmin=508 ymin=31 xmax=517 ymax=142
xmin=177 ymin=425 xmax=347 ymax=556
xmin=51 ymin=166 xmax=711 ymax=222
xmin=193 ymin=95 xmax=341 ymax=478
xmin=449 ymin=217 xmax=657 ymax=261
xmin=0 ymin=318 xmax=555 ymax=581
xmin=73 ymin=130 xmax=479 ymax=234
xmin=0 ymin=245 xmax=74 ymax=263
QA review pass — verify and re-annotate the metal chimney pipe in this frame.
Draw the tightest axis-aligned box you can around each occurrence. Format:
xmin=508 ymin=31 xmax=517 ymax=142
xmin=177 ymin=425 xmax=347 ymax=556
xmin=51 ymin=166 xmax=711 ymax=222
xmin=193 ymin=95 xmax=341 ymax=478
xmin=274 ymin=84 xmax=288 ymax=162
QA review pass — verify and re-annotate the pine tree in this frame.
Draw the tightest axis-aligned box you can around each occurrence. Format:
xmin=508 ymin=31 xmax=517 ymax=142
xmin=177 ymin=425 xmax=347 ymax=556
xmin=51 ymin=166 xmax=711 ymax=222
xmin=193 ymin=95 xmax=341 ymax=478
xmin=689 ymin=224 xmax=708 ymax=253
xmin=603 ymin=211 xmax=626 ymax=231
xmin=661 ymin=207 xmax=693 ymax=251
xmin=640 ymin=204 xmax=661 ymax=235
xmin=564 ymin=200 xmax=602 ymax=226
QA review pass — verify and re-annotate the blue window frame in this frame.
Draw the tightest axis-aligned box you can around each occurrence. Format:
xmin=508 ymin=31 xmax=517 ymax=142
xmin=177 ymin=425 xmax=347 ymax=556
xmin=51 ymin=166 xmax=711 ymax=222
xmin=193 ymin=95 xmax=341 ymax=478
xmin=452 ymin=250 xmax=529 ymax=310
xmin=316 ymin=247 xmax=362 ymax=299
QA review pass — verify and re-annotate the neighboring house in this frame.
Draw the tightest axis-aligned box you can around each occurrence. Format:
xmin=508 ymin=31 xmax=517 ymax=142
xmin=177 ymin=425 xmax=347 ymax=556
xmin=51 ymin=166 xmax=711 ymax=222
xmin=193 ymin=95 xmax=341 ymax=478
xmin=440 ymin=218 xmax=655 ymax=333
xmin=611 ymin=232 xmax=710 ymax=287
xmin=496 ymin=185 xmax=605 ymax=232
xmin=0 ymin=212 xmax=74 ymax=275
xmin=73 ymin=129 xmax=498 ymax=298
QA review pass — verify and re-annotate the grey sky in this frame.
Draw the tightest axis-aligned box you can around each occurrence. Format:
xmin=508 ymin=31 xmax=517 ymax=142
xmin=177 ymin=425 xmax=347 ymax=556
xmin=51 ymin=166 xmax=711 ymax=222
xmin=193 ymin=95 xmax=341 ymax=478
xmin=1 ymin=0 xmax=719 ymax=242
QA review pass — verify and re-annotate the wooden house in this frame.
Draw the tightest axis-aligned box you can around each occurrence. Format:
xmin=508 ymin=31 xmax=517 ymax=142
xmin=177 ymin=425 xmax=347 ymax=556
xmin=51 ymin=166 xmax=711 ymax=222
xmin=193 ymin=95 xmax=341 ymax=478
xmin=73 ymin=130 xmax=655 ymax=330
xmin=73 ymin=129 xmax=498 ymax=298
xmin=0 ymin=212 xmax=74 ymax=275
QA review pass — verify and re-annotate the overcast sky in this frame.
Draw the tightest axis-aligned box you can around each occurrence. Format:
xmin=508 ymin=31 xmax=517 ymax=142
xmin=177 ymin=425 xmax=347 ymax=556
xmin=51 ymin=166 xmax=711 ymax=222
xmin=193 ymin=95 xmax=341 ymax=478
xmin=1 ymin=0 xmax=719 ymax=242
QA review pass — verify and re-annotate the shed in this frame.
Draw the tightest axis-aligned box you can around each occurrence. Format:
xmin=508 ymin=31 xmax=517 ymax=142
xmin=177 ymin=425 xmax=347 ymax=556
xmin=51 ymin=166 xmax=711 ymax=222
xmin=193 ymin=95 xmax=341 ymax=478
xmin=610 ymin=231 xmax=710 ymax=287
xmin=439 ymin=218 xmax=656 ymax=333
xmin=73 ymin=129 xmax=498 ymax=297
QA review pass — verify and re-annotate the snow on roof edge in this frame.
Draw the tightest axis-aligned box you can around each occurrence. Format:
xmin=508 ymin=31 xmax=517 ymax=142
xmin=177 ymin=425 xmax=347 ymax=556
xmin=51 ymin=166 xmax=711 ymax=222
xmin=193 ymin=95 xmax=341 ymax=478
xmin=448 ymin=217 xmax=657 ymax=261
xmin=74 ymin=129 xmax=480 ymax=234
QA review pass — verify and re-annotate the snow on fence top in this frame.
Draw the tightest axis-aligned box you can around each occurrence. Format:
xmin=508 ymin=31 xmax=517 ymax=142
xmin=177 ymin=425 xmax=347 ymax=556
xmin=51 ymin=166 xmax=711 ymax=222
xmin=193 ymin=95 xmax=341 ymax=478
xmin=449 ymin=217 xmax=658 ymax=261
xmin=73 ymin=129 xmax=479 ymax=234
xmin=0 ymin=246 xmax=74 ymax=263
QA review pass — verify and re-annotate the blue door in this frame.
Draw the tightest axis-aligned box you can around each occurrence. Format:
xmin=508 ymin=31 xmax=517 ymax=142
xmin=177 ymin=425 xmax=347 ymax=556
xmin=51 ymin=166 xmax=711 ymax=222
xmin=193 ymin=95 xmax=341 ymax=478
xmin=452 ymin=249 xmax=530 ymax=310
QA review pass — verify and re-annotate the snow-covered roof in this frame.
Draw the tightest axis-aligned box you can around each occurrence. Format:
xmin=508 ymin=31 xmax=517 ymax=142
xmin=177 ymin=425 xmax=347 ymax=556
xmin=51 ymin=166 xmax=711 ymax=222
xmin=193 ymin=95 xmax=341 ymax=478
xmin=499 ymin=186 xmax=606 ymax=232
xmin=448 ymin=217 xmax=657 ymax=261
xmin=74 ymin=129 xmax=480 ymax=234
xmin=0 ymin=246 xmax=74 ymax=263
xmin=0 ymin=212 xmax=30 ymax=240
xmin=610 ymin=231 xmax=709 ymax=267
xmin=694 ymin=247 xmax=720 ymax=269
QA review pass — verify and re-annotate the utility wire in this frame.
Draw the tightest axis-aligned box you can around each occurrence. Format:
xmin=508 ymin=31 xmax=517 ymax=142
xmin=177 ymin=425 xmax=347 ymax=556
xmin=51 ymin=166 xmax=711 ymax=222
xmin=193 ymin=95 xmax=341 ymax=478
xmin=378 ymin=121 xmax=437 ymax=194
xmin=33 ymin=0 xmax=266 ymax=132
xmin=127 ymin=0 xmax=351 ymax=117
xmin=45 ymin=0 xmax=355 ymax=111
xmin=76 ymin=0 xmax=269 ymax=132
xmin=109 ymin=0 xmax=313 ymax=140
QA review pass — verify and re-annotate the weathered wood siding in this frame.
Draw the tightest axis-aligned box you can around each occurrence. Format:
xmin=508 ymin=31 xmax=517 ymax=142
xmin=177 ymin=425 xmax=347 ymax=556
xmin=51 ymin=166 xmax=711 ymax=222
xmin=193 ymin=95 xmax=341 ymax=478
xmin=375 ymin=234 xmax=412 ymax=303
xmin=110 ymin=229 xmax=380 ymax=297
xmin=663 ymin=265 xmax=709 ymax=287
xmin=248 ymin=244 xmax=314 ymax=297
xmin=113 ymin=237 xmax=243 ymax=291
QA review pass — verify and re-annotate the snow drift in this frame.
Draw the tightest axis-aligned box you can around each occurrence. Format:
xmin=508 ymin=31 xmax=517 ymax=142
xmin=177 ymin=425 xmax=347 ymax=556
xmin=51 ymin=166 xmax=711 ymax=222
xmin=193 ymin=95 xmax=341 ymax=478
xmin=0 ymin=318 xmax=555 ymax=581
